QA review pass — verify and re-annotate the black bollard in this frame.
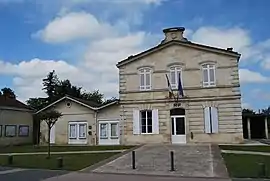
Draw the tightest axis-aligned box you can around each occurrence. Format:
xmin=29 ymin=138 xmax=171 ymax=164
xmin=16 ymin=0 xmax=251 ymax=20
xmin=132 ymin=151 xmax=136 ymax=169
xmin=57 ymin=157 xmax=63 ymax=168
xmin=8 ymin=155 xmax=13 ymax=165
xmin=258 ymin=162 xmax=266 ymax=178
xmin=170 ymin=151 xmax=175 ymax=171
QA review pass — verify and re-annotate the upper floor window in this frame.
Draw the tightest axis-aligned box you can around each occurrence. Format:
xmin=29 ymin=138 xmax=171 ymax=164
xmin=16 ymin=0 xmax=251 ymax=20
xmin=202 ymin=64 xmax=216 ymax=87
xmin=139 ymin=68 xmax=151 ymax=90
xmin=169 ymin=66 xmax=182 ymax=89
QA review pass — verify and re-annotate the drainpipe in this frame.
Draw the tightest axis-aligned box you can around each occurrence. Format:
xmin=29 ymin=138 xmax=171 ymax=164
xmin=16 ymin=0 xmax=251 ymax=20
xmin=94 ymin=110 xmax=98 ymax=145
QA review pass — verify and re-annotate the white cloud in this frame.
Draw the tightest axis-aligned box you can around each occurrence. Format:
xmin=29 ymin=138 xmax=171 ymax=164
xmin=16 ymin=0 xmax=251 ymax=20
xmin=191 ymin=26 xmax=251 ymax=52
xmin=239 ymin=69 xmax=270 ymax=83
xmin=189 ymin=26 xmax=270 ymax=70
xmin=33 ymin=12 xmax=116 ymax=43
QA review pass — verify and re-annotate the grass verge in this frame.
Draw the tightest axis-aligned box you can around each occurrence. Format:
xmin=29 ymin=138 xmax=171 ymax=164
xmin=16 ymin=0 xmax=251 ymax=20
xmin=0 ymin=145 xmax=134 ymax=153
xmin=222 ymin=153 xmax=270 ymax=178
xmin=219 ymin=145 xmax=270 ymax=152
xmin=0 ymin=152 xmax=119 ymax=171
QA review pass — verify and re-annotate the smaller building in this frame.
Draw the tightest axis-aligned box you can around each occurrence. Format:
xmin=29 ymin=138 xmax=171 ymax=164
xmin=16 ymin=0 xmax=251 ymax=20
xmin=242 ymin=113 xmax=269 ymax=140
xmin=37 ymin=96 xmax=121 ymax=145
xmin=0 ymin=96 xmax=34 ymax=146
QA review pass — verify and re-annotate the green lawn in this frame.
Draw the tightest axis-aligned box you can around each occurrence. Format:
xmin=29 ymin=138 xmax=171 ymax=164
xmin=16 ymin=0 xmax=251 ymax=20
xmin=0 ymin=145 xmax=134 ymax=153
xmin=0 ymin=152 xmax=119 ymax=171
xmin=219 ymin=145 xmax=270 ymax=152
xmin=222 ymin=153 xmax=270 ymax=178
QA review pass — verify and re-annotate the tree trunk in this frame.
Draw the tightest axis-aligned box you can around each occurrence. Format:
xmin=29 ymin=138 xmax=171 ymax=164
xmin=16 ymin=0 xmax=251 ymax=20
xmin=47 ymin=127 xmax=51 ymax=159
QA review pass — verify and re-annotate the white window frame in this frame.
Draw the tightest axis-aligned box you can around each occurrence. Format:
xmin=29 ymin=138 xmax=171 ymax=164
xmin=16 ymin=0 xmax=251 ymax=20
xmin=68 ymin=121 xmax=87 ymax=139
xmin=139 ymin=67 xmax=152 ymax=91
xmin=100 ymin=123 xmax=109 ymax=139
xmin=110 ymin=123 xmax=119 ymax=139
xmin=202 ymin=64 xmax=216 ymax=87
xmin=99 ymin=121 xmax=119 ymax=139
xmin=69 ymin=123 xmax=77 ymax=139
xmin=140 ymin=110 xmax=153 ymax=134
xmin=78 ymin=123 xmax=87 ymax=139
xmin=169 ymin=66 xmax=182 ymax=89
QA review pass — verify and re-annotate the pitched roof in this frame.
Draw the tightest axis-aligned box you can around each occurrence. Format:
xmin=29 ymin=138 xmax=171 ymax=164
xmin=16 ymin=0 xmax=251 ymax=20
xmin=0 ymin=96 xmax=32 ymax=111
xmin=116 ymin=39 xmax=241 ymax=68
xmin=67 ymin=95 xmax=101 ymax=107
xmin=35 ymin=95 xmax=119 ymax=114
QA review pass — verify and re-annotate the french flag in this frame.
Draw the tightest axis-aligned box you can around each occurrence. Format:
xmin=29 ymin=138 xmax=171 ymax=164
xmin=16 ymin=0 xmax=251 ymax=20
xmin=178 ymin=73 xmax=184 ymax=97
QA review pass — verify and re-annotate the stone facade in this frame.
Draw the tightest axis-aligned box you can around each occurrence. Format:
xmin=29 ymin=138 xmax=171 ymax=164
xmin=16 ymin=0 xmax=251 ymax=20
xmin=0 ymin=108 xmax=33 ymax=146
xmin=117 ymin=27 xmax=243 ymax=144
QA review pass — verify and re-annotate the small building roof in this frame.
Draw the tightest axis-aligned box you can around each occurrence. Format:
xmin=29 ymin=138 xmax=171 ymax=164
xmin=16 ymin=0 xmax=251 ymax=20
xmin=35 ymin=95 xmax=119 ymax=114
xmin=0 ymin=96 xmax=33 ymax=111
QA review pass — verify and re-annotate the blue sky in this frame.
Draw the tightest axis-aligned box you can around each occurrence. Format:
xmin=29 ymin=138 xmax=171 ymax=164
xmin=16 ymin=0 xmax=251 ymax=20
xmin=0 ymin=0 xmax=269 ymax=110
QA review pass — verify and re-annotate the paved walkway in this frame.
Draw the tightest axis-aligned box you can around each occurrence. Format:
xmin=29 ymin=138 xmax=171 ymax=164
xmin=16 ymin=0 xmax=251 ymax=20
xmin=221 ymin=150 xmax=270 ymax=156
xmin=42 ymin=172 xmax=231 ymax=181
xmin=88 ymin=144 xmax=229 ymax=178
xmin=0 ymin=150 xmax=125 ymax=156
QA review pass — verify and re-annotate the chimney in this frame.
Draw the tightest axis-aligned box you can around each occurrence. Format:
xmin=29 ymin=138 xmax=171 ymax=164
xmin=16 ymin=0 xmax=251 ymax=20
xmin=162 ymin=27 xmax=188 ymax=43
xmin=227 ymin=47 xmax=233 ymax=51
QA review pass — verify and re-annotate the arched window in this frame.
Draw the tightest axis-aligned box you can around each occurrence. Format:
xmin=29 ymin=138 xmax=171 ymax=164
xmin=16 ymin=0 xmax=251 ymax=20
xmin=169 ymin=66 xmax=182 ymax=89
xmin=139 ymin=67 xmax=152 ymax=90
xmin=202 ymin=64 xmax=216 ymax=87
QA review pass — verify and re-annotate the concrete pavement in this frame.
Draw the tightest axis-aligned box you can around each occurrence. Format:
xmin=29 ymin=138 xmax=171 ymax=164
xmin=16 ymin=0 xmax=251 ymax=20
xmin=0 ymin=167 xmax=69 ymax=181
xmin=43 ymin=172 xmax=232 ymax=181
xmin=90 ymin=144 xmax=229 ymax=178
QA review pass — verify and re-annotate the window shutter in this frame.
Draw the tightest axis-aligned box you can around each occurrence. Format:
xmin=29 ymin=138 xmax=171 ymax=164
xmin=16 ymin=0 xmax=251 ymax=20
xmin=211 ymin=107 xmax=219 ymax=133
xmin=133 ymin=109 xmax=140 ymax=135
xmin=204 ymin=107 xmax=211 ymax=133
xmin=152 ymin=109 xmax=159 ymax=134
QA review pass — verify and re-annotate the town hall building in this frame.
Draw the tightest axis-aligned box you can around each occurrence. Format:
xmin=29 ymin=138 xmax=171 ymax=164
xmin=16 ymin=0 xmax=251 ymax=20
xmin=38 ymin=27 xmax=243 ymax=145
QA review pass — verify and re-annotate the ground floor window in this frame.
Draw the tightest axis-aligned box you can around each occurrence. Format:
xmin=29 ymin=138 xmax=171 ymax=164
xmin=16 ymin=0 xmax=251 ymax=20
xmin=68 ymin=122 xmax=87 ymax=139
xmin=18 ymin=125 xmax=29 ymax=137
xmin=99 ymin=121 xmax=120 ymax=145
xmin=99 ymin=122 xmax=119 ymax=139
xmin=5 ymin=125 xmax=16 ymax=137
xmin=140 ymin=110 xmax=152 ymax=134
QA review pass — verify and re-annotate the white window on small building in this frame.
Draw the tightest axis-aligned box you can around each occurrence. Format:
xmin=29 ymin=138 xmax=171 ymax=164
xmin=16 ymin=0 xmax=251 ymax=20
xmin=169 ymin=66 xmax=182 ymax=89
xmin=204 ymin=107 xmax=219 ymax=133
xmin=139 ymin=67 xmax=152 ymax=90
xmin=202 ymin=64 xmax=216 ymax=87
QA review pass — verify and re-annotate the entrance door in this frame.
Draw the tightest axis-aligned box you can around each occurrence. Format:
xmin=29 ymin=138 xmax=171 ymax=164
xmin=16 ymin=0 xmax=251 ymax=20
xmin=50 ymin=124 xmax=55 ymax=144
xmin=171 ymin=116 xmax=186 ymax=144
xmin=99 ymin=121 xmax=120 ymax=145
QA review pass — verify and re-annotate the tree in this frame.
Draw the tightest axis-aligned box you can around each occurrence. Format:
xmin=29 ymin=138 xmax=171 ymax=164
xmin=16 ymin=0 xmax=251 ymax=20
xmin=1 ymin=87 xmax=16 ymax=99
xmin=27 ymin=71 xmax=115 ymax=109
xmin=42 ymin=70 xmax=59 ymax=103
xmin=261 ymin=106 xmax=270 ymax=115
xmin=103 ymin=97 xmax=118 ymax=105
xmin=81 ymin=90 xmax=104 ymax=105
xmin=242 ymin=108 xmax=256 ymax=115
xmin=36 ymin=110 xmax=62 ymax=158
xmin=26 ymin=98 xmax=49 ymax=111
